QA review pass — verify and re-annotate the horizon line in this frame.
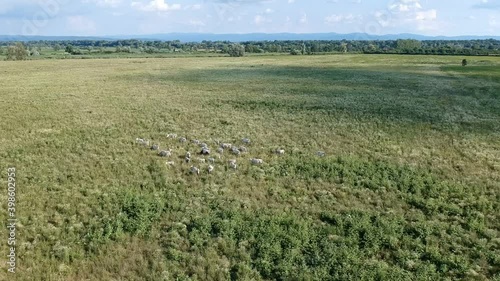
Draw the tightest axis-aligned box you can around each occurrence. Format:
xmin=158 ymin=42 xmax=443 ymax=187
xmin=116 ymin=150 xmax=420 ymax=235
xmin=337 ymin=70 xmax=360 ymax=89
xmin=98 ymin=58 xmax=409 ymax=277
xmin=1 ymin=32 xmax=499 ymax=42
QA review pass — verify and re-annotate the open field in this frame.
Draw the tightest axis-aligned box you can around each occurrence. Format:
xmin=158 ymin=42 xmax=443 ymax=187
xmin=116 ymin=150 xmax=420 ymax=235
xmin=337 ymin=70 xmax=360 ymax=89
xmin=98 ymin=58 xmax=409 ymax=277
xmin=0 ymin=54 xmax=499 ymax=280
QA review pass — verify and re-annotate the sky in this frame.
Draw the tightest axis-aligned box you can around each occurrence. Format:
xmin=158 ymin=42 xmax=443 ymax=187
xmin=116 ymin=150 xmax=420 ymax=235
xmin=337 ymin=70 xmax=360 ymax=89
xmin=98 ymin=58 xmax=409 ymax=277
xmin=0 ymin=0 xmax=499 ymax=36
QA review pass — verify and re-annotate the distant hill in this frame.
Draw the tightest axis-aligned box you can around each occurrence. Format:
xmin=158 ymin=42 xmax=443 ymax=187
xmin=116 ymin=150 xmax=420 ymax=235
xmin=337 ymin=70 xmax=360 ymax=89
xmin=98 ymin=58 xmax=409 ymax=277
xmin=1 ymin=33 xmax=499 ymax=42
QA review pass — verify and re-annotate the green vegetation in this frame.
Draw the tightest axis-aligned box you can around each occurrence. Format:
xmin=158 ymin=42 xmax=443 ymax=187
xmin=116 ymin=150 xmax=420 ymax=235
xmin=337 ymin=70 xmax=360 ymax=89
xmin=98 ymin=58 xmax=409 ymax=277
xmin=0 ymin=54 xmax=499 ymax=280
xmin=1 ymin=39 xmax=500 ymax=61
xmin=227 ymin=44 xmax=246 ymax=57
xmin=5 ymin=42 xmax=28 ymax=61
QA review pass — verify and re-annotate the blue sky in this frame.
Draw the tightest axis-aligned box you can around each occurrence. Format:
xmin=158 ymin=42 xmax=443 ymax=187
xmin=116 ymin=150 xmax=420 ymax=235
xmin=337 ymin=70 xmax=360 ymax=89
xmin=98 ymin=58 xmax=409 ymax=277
xmin=0 ymin=0 xmax=499 ymax=36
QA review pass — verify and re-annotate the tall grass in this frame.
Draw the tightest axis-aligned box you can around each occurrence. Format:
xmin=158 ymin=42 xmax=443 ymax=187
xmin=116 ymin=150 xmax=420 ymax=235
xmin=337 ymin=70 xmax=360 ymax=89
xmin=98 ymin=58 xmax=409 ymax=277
xmin=0 ymin=54 xmax=498 ymax=280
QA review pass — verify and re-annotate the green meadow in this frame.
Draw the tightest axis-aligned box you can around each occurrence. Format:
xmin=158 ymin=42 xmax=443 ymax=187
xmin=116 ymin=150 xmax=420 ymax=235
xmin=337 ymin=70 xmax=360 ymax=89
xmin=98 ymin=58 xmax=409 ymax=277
xmin=0 ymin=54 xmax=499 ymax=280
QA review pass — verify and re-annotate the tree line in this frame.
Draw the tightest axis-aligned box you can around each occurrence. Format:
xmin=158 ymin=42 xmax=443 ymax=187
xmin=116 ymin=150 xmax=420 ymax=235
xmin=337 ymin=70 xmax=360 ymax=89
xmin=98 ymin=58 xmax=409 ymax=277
xmin=1 ymin=39 xmax=499 ymax=60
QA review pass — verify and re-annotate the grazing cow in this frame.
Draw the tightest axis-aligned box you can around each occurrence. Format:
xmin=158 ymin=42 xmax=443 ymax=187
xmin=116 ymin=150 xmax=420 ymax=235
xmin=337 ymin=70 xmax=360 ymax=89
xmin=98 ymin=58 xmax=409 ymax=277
xmin=201 ymin=147 xmax=211 ymax=155
xmin=190 ymin=166 xmax=200 ymax=175
xmin=158 ymin=149 xmax=172 ymax=157
xmin=250 ymin=158 xmax=263 ymax=165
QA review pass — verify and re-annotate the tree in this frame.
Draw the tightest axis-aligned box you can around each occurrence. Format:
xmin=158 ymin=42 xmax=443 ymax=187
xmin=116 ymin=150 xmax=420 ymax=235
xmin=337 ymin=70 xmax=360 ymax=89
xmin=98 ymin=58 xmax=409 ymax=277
xmin=65 ymin=45 xmax=74 ymax=54
xmin=6 ymin=42 xmax=28 ymax=61
xmin=339 ymin=43 xmax=348 ymax=53
xmin=397 ymin=39 xmax=421 ymax=53
xmin=144 ymin=47 xmax=157 ymax=54
xmin=228 ymin=44 xmax=245 ymax=57
xmin=462 ymin=59 xmax=468 ymax=67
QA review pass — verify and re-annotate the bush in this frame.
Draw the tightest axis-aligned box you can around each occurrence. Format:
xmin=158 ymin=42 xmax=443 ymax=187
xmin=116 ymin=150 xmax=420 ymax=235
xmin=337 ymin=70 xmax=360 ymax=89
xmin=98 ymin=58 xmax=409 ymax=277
xmin=228 ymin=44 xmax=245 ymax=57
xmin=65 ymin=45 xmax=74 ymax=54
xmin=166 ymin=207 xmax=442 ymax=280
xmin=145 ymin=47 xmax=158 ymax=54
xmin=82 ymin=189 xmax=165 ymax=254
xmin=6 ymin=42 xmax=28 ymax=61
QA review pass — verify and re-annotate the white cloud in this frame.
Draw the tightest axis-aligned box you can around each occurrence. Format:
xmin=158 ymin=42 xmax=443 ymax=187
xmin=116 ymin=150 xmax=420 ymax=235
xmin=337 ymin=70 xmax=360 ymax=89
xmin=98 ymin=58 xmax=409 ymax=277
xmin=374 ymin=11 xmax=392 ymax=27
xmin=415 ymin=9 xmax=437 ymax=21
xmin=82 ymin=0 xmax=122 ymax=8
xmin=184 ymin=4 xmax=202 ymax=10
xmin=372 ymin=0 xmax=444 ymax=34
xmin=0 ymin=0 xmax=59 ymax=15
xmin=288 ymin=0 xmax=295 ymax=3
xmin=67 ymin=16 xmax=96 ymax=33
xmin=254 ymin=15 xmax=264 ymax=24
xmin=325 ymin=13 xmax=362 ymax=24
xmin=473 ymin=0 xmax=500 ymax=9
xmin=415 ymin=20 xmax=440 ymax=32
xmin=412 ymin=8 xmax=441 ymax=32
xmin=300 ymin=13 xmax=307 ymax=24
xmin=131 ymin=0 xmax=181 ymax=12
xmin=325 ymin=14 xmax=343 ymax=23
xmin=252 ymin=7 xmax=274 ymax=25
xmin=389 ymin=0 xmax=422 ymax=12
xmin=254 ymin=14 xmax=271 ymax=25
xmin=489 ymin=15 xmax=499 ymax=27
xmin=189 ymin=20 xmax=205 ymax=27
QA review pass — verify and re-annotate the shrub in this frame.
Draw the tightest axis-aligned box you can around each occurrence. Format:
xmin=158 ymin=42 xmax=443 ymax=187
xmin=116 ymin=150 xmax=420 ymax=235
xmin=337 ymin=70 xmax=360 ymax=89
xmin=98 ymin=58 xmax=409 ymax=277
xmin=6 ymin=42 xmax=28 ymax=61
xmin=65 ymin=45 xmax=74 ymax=54
xmin=228 ymin=44 xmax=245 ymax=57
xmin=167 ymin=208 xmax=444 ymax=280
xmin=82 ymin=189 xmax=165 ymax=254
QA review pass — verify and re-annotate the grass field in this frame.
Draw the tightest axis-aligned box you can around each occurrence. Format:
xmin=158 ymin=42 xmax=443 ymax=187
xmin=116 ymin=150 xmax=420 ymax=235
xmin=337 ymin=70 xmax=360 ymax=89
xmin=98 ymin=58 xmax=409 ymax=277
xmin=0 ymin=54 xmax=499 ymax=280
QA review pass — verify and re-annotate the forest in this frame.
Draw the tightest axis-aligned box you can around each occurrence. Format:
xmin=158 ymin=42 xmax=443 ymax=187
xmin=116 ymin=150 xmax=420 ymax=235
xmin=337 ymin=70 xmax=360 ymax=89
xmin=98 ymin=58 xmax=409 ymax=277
xmin=1 ymin=38 xmax=499 ymax=59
